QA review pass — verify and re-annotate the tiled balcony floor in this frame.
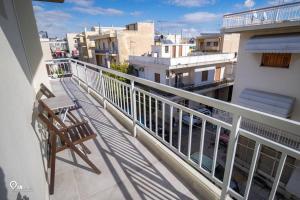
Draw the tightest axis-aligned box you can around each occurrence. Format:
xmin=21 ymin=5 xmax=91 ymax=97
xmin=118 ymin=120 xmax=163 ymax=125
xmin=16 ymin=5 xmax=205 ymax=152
xmin=49 ymin=78 xmax=198 ymax=200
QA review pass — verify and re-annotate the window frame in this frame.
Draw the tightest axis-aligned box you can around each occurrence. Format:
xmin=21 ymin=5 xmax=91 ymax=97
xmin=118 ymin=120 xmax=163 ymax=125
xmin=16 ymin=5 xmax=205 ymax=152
xmin=260 ymin=53 xmax=291 ymax=68
xmin=165 ymin=46 xmax=169 ymax=53
xmin=202 ymin=70 xmax=208 ymax=82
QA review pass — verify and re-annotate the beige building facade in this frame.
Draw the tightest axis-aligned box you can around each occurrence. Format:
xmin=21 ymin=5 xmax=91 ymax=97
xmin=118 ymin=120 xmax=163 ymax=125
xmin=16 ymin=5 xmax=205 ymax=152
xmin=94 ymin=22 xmax=154 ymax=67
xmin=195 ymin=33 xmax=240 ymax=54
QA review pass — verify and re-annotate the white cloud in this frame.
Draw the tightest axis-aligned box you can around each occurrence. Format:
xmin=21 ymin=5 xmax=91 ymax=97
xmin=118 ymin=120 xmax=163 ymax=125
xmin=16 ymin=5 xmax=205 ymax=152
xmin=182 ymin=12 xmax=220 ymax=23
xmin=66 ymin=0 xmax=123 ymax=16
xmin=244 ymin=0 xmax=255 ymax=8
xmin=73 ymin=6 xmax=123 ymax=16
xmin=34 ymin=9 xmax=74 ymax=37
xmin=66 ymin=0 xmax=93 ymax=7
xmin=33 ymin=5 xmax=44 ymax=12
xmin=130 ymin=11 xmax=142 ymax=16
xmin=168 ymin=0 xmax=215 ymax=7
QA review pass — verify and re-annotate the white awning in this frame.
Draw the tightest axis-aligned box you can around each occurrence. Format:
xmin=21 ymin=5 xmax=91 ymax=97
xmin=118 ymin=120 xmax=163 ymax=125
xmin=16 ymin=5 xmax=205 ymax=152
xmin=238 ymin=89 xmax=295 ymax=118
xmin=245 ymin=33 xmax=300 ymax=53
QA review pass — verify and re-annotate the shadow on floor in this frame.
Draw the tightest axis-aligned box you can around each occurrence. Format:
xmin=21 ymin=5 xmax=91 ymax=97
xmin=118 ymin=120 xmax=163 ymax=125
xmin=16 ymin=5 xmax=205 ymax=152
xmin=0 ymin=167 xmax=8 ymax=200
xmin=59 ymin=78 xmax=195 ymax=200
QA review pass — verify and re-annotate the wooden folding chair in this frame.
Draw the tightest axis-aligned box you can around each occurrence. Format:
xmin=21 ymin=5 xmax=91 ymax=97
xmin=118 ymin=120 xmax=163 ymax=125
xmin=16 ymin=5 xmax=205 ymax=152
xmin=39 ymin=83 xmax=91 ymax=163
xmin=38 ymin=100 xmax=101 ymax=195
xmin=39 ymin=83 xmax=82 ymax=112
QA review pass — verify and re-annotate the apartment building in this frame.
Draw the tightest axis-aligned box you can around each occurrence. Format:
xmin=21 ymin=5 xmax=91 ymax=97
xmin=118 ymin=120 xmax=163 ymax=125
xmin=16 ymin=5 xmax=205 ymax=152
xmin=94 ymin=22 xmax=154 ymax=67
xmin=129 ymin=43 xmax=236 ymax=106
xmin=154 ymin=34 xmax=183 ymax=45
xmin=66 ymin=33 xmax=79 ymax=57
xmin=195 ymin=33 xmax=240 ymax=53
xmin=75 ymin=28 xmax=98 ymax=63
xmin=221 ymin=2 xmax=300 ymax=198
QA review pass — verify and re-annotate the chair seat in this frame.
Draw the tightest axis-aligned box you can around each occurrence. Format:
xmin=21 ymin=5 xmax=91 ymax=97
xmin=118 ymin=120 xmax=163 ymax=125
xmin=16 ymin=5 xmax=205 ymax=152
xmin=68 ymin=122 xmax=96 ymax=143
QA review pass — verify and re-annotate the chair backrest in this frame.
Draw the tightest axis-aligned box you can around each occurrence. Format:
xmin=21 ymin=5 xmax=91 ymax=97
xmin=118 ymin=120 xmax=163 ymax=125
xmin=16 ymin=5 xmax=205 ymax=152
xmin=38 ymin=100 xmax=68 ymax=133
xmin=40 ymin=83 xmax=55 ymax=98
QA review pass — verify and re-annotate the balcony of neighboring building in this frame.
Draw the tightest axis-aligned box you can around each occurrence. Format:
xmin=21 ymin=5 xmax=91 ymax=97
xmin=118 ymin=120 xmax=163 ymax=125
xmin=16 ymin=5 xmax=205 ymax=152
xmin=129 ymin=53 xmax=236 ymax=70
xmin=95 ymin=48 xmax=118 ymax=55
xmin=222 ymin=2 xmax=300 ymax=33
xmin=43 ymin=59 xmax=300 ymax=200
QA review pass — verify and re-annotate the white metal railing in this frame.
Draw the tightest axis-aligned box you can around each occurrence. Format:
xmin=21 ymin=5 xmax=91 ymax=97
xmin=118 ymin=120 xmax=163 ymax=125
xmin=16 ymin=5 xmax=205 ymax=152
xmin=212 ymin=109 xmax=300 ymax=150
xmin=129 ymin=53 xmax=236 ymax=68
xmin=46 ymin=58 xmax=300 ymax=200
xmin=223 ymin=2 xmax=300 ymax=29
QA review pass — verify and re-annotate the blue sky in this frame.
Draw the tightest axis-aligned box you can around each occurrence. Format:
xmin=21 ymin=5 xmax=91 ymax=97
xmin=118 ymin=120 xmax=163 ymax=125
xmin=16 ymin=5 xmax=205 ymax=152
xmin=33 ymin=0 xmax=289 ymax=38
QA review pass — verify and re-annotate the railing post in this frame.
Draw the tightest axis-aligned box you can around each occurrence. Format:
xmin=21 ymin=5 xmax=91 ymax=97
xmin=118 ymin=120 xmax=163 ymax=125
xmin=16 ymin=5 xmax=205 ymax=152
xmin=84 ymin=65 xmax=89 ymax=93
xmin=221 ymin=114 xmax=242 ymax=200
xmin=99 ymin=70 xmax=106 ymax=109
xmin=75 ymin=62 xmax=81 ymax=86
xmin=130 ymin=80 xmax=137 ymax=137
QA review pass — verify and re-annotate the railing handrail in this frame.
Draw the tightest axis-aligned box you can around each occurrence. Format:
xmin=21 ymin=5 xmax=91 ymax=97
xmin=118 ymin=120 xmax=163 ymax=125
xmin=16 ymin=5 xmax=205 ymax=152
xmin=223 ymin=1 xmax=300 ymax=17
xmin=60 ymin=58 xmax=300 ymax=135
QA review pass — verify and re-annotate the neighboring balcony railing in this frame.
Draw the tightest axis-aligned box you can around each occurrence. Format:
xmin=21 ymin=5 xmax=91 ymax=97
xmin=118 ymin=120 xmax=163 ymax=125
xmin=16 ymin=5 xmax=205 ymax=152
xmin=46 ymin=58 xmax=300 ymax=200
xmin=95 ymin=48 xmax=118 ymax=54
xmin=223 ymin=2 xmax=300 ymax=29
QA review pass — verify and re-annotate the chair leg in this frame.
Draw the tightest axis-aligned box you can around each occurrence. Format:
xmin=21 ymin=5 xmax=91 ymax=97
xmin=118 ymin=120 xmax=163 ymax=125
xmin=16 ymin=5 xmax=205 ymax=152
xmin=47 ymin=133 xmax=52 ymax=168
xmin=80 ymin=143 xmax=91 ymax=154
xmin=59 ymin=133 xmax=100 ymax=174
xmin=49 ymin=133 xmax=57 ymax=195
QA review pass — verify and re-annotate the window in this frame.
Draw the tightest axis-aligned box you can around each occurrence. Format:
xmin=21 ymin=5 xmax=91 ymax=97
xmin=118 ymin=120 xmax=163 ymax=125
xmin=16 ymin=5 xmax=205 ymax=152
xmin=202 ymin=71 xmax=208 ymax=81
xmin=213 ymin=42 xmax=218 ymax=47
xmin=261 ymin=53 xmax=291 ymax=68
xmin=165 ymin=46 xmax=169 ymax=53
xmin=103 ymin=42 xmax=105 ymax=49
xmin=206 ymin=42 xmax=211 ymax=46
xmin=154 ymin=73 xmax=160 ymax=83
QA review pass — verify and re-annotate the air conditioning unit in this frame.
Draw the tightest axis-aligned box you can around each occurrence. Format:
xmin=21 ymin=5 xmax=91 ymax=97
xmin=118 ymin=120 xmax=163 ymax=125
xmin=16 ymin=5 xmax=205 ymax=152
xmin=139 ymin=67 xmax=144 ymax=72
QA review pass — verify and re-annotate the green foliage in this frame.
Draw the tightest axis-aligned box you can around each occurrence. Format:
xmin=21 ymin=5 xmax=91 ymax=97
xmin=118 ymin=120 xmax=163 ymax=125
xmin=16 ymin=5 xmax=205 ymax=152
xmin=107 ymin=63 xmax=134 ymax=83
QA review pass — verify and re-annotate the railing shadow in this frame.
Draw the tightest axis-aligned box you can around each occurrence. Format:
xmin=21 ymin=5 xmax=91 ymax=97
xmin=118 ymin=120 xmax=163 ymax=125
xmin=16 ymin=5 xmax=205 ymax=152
xmin=0 ymin=167 xmax=8 ymax=200
xmin=59 ymin=78 xmax=195 ymax=200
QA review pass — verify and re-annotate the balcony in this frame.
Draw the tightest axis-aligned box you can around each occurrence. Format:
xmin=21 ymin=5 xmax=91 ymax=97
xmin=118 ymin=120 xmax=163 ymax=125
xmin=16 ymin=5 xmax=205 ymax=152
xmin=129 ymin=53 xmax=236 ymax=70
xmin=95 ymin=48 xmax=118 ymax=55
xmin=222 ymin=2 xmax=300 ymax=32
xmin=45 ymin=58 xmax=300 ymax=200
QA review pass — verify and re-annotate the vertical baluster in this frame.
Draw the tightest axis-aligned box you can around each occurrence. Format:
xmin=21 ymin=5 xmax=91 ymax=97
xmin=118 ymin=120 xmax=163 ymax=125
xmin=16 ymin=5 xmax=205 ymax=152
xmin=122 ymin=84 xmax=126 ymax=111
xmin=221 ymin=115 xmax=242 ymax=200
xmin=269 ymin=153 xmax=287 ymax=200
xmin=85 ymin=65 xmax=89 ymax=93
xmin=187 ymin=113 xmax=193 ymax=159
xmin=138 ymin=91 xmax=141 ymax=123
xmin=99 ymin=70 xmax=106 ymax=109
xmin=244 ymin=142 xmax=261 ymax=200
xmin=143 ymin=93 xmax=146 ymax=127
xmin=155 ymin=99 xmax=158 ymax=136
xmin=169 ymin=105 xmax=173 ymax=146
xmin=199 ymin=120 xmax=206 ymax=167
xmin=125 ymin=86 xmax=129 ymax=114
xmin=130 ymin=80 xmax=137 ymax=137
xmin=212 ymin=126 xmax=221 ymax=178
xmin=162 ymin=102 xmax=165 ymax=140
xmin=113 ymin=80 xmax=117 ymax=105
xmin=149 ymin=96 xmax=152 ymax=131
xmin=178 ymin=109 xmax=182 ymax=152
xmin=116 ymin=82 xmax=120 ymax=108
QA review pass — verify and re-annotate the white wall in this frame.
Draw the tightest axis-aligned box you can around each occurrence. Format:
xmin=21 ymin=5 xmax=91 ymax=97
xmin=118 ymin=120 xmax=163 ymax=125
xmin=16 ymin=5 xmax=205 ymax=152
xmin=193 ymin=66 xmax=216 ymax=85
xmin=232 ymin=30 xmax=300 ymax=121
xmin=0 ymin=0 xmax=49 ymax=199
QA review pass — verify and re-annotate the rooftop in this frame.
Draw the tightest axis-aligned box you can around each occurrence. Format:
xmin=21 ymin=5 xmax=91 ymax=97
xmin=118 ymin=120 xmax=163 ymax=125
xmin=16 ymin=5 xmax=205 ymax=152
xmin=222 ymin=2 xmax=300 ymax=33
